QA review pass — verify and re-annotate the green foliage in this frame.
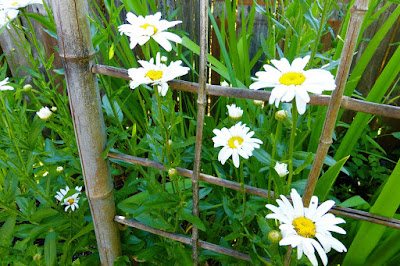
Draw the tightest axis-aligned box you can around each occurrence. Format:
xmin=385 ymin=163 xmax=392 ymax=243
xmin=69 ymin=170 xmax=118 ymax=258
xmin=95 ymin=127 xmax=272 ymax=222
xmin=0 ymin=0 xmax=399 ymax=265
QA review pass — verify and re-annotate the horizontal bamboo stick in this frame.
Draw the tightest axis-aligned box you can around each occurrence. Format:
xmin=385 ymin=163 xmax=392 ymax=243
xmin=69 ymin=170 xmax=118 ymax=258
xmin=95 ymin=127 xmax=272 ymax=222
xmin=114 ymin=216 xmax=257 ymax=262
xmin=92 ymin=64 xmax=400 ymax=119
xmin=108 ymin=152 xmax=400 ymax=230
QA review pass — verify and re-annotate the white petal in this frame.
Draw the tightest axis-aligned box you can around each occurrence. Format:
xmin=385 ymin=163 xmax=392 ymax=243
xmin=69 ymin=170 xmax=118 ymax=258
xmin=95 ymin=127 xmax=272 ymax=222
xmin=271 ymin=58 xmax=291 ymax=73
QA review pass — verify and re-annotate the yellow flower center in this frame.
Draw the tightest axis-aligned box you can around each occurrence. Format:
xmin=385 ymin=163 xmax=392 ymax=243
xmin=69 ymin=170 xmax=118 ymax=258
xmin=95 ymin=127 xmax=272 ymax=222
xmin=279 ymin=72 xmax=306 ymax=86
xmin=12 ymin=2 xmax=18 ymax=6
xmin=67 ymin=198 xmax=75 ymax=205
xmin=292 ymin=217 xmax=316 ymax=238
xmin=141 ymin=23 xmax=158 ymax=34
xmin=145 ymin=70 xmax=163 ymax=81
xmin=228 ymin=136 xmax=244 ymax=149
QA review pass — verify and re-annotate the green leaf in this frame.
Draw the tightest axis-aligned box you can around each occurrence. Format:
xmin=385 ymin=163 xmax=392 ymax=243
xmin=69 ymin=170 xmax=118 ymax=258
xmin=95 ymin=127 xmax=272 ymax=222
xmin=343 ymin=159 xmax=400 ymax=265
xmin=135 ymin=213 xmax=172 ymax=230
xmin=30 ymin=207 xmax=58 ymax=222
xmin=68 ymin=223 xmax=94 ymax=244
xmin=178 ymin=208 xmax=206 ymax=231
xmin=314 ymin=156 xmax=350 ymax=201
xmin=339 ymin=196 xmax=369 ymax=209
xmin=45 ymin=229 xmax=57 ymax=266
xmin=256 ymin=215 xmax=271 ymax=240
xmin=0 ymin=215 xmax=16 ymax=258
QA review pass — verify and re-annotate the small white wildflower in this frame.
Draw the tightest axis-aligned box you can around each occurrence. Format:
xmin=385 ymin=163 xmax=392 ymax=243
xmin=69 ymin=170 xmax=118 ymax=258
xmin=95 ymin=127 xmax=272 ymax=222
xmin=62 ymin=193 xmax=80 ymax=212
xmin=36 ymin=106 xmax=52 ymax=120
xmin=118 ymin=12 xmax=182 ymax=52
xmin=212 ymin=122 xmax=263 ymax=168
xmin=128 ymin=52 xmax=189 ymax=96
xmin=55 ymin=186 xmax=70 ymax=202
xmin=0 ymin=77 xmax=14 ymax=91
xmin=274 ymin=162 xmax=289 ymax=177
xmin=56 ymin=166 xmax=63 ymax=173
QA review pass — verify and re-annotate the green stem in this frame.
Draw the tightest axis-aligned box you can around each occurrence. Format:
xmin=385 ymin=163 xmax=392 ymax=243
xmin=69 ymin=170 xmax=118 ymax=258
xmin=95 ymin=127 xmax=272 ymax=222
xmin=286 ymin=103 xmax=298 ymax=193
xmin=240 ymin=162 xmax=246 ymax=221
xmin=268 ymin=119 xmax=282 ymax=201
xmin=0 ymin=97 xmax=25 ymax=171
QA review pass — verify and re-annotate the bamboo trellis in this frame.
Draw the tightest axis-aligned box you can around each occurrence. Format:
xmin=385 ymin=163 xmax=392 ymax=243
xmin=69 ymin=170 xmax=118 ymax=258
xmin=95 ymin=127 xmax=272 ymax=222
xmin=52 ymin=0 xmax=400 ymax=265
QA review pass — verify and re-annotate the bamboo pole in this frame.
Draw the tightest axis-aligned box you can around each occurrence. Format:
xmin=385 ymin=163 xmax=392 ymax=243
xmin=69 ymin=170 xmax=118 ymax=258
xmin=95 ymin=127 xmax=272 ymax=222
xmin=114 ymin=216 xmax=263 ymax=262
xmin=191 ymin=0 xmax=209 ymax=264
xmin=92 ymin=65 xmax=400 ymax=119
xmin=283 ymin=0 xmax=369 ymax=264
xmin=108 ymin=151 xmax=400 ymax=230
xmin=302 ymin=0 xmax=369 ymax=206
xmin=51 ymin=0 xmax=121 ymax=264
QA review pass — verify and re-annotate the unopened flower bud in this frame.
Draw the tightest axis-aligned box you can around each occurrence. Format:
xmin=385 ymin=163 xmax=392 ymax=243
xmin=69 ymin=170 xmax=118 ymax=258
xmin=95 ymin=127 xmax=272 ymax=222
xmin=36 ymin=106 xmax=53 ymax=120
xmin=268 ymin=230 xmax=282 ymax=243
xmin=221 ymin=81 xmax=230 ymax=87
xmin=167 ymin=139 xmax=173 ymax=147
xmin=226 ymin=104 xmax=243 ymax=121
xmin=275 ymin=110 xmax=288 ymax=121
xmin=274 ymin=162 xmax=289 ymax=177
xmin=161 ymin=55 xmax=168 ymax=62
xmin=23 ymin=84 xmax=32 ymax=91
xmin=51 ymin=106 xmax=57 ymax=112
xmin=56 ymin=166 xmax=63 ymax=173
xmin=33 ymin=253 xmax=41 ymax=261
xmin=253 ymin=100 xmax=264 ymax=106
xmin=168 ymin=168 xmax=177 ymax=177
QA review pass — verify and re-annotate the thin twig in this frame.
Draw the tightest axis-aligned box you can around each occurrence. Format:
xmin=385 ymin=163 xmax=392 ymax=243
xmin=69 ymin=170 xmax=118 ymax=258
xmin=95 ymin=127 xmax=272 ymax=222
xmin=92 ymin=64 xmax=400 ymax=119
xmin=191 ymin=1 xmax=209 ymax=264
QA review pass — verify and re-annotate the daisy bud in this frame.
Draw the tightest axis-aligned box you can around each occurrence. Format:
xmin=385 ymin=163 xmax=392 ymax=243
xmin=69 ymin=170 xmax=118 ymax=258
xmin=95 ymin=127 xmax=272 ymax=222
xmin=168 ymin=168 xmax=177 ymax=177
xmin=33 ymin=254 xmax=41 ymax=261
xmin=161 ymin=55 xmax=168 ymax=62
xmin=23 ymin=84 xmax=32 ymax=91
xmin=274 ymin=162 xmax=289 ymax=177
xmin=167 ymin=139 xmax=173 ymax=147
xmin=226 ymin=104 xmax=243 ymax=121
xmin=36 ymin=106 xmax=53 ymax=120
xmin=275 ymin=110 xmax=288 ymax=121
xmin=51 ymin=106 xmax=57 ymax=112
xmin=253 ymin=100 xmax=264 ymax=106
xmin=268 ymin=230 xmax=282 ymax=243
xmin=221 ymin=81 xmax=230 ymax=87
xmin=56 ymin=166 xmax=64 ymax=173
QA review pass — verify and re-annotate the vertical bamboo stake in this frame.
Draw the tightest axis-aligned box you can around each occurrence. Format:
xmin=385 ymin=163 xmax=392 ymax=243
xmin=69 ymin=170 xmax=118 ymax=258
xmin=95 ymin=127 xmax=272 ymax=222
xmin=302 ymin=0 xmax=369 ymax=205
xmin=191 ymin=0 xmax=208 ymax=264
xmin=285 ymin=1 xmax=369 ymax=265
xmin=51 ymin=0 xmax=121 ymax=264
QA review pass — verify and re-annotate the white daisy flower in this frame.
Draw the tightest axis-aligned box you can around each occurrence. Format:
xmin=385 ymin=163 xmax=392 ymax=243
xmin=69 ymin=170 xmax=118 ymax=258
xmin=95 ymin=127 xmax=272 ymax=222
xmin=249 ymin=56 xmax=336 ymax=114
xmin=128 ymin=52 xmax=189 ymax=96
xmin=62 ymin=193 xmax=80 ymax=212
xmin=0 ymin=0 xmax=43 ymax=9
xmin=55 ymin=186 xmax=70 ymax=202
xmin=0 ymin=8 xmax=19 ymax=28
xmin=226 ymin=104 xmax=243 ymax=121
xmin=212 ymin=122 xmax=263 ymax=168
xmin=118 ymin=12 xmax=182 ymax=52
xmin=274 ymin=162 xmax=289 ymax=177
xmin=36 ymin=106 xmax=52 ymax=120
xmin=266 ymin=189 xmax=347 ymax=266
xmin=0 ymin=77 xmax=14 ymax=91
